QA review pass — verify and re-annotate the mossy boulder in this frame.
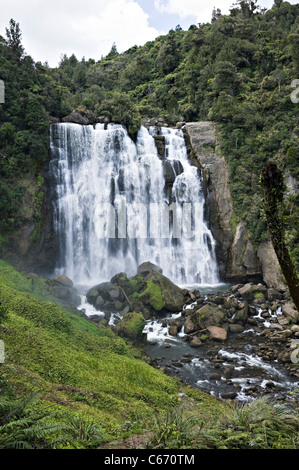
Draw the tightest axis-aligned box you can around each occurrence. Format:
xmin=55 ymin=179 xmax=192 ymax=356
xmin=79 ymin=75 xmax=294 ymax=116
xmin=238 ymin=283 xmax=267 ymax=303
xmin=185 ymin=303 xmax=226 ymax=331
xmin=144 ymin=270 xmax=185 ymax=312
xmin=137 ymin=262 xmax=163 ymax=277
xmin=231 ymin=305 xmax=248 ymax=323
xmin=114 ymin=312 xmax=146 ymax=342
xmin=138 ymin=280 xmax=165 ymax=311
xmin=86 ymin=263 xmax=185 ymax=316
xmin=127 ymin=275 xmax=147 ymax=295
xmin=46 ymin=275 xmax=81 ymax=307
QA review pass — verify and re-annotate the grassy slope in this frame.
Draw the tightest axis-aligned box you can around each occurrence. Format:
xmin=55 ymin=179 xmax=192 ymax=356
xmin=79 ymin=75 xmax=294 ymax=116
xmin=0 ymin=259 xmax=225 ymax=446
xmin=0 ymin=261 xmax=177 ymax=433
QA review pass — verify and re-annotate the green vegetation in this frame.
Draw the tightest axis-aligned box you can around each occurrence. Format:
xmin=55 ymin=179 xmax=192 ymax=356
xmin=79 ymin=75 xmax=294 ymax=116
xmin=0 ymin=260 xmax=181 ymax=447
xmin=147 ymin=394 xmax=299 ymax=449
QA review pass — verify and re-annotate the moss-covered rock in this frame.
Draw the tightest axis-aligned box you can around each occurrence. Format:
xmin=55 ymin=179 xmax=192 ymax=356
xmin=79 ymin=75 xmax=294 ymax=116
xmin=86 ymin=264 xmax=186 ymax=317
xmin=187 ymin=303 xmax=226 ymax=330
xmin=237 ymin=283 xmax=267 ymax=303
xmin=138 ymin=280 xmax=165 ymax=312
xmin=114 ymin=312 xmax=146 ymax=342
xmin=144 ymin=270 xmax=185 ymax=312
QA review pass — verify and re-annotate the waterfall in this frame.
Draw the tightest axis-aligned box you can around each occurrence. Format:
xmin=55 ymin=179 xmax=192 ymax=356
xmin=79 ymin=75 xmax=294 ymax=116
xmin=50 ymin=122 xmax=219 ymax=287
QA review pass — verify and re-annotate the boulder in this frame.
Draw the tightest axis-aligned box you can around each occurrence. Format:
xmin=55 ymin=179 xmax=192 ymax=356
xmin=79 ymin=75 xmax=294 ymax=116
xmin=221 ymin=392 xmax=237 ymax=400
xmin=184 ymin=316 xmax=198 ymax=334
xmin=169 ymin=325 xmax=178 ymax=336
xmin=137 ymin=262 xmax=163 ymax=277
xmin=62 ymin=110 xmax=90 ymax=125
xmin=86 ymin=282 xmax=114 ymax=305
xmin=231 ymin=306 xmax=248 ymax=324
xmin=95 ymin=295 xmax=105 ymax=310
xmin=53 ymin=274 xmax=74 ymax=288
xmin=50 ymin=284 xmax=81 ymax=307
xmin=191 ymin=303 xmax=226 ymax=330
xmin=138 ymin=280 xmax=165 ymax=312
xmin=238 ymin=283 xmax=267 ymax=302
xmin=144 ymin=270 xmax=185 ymax=312
xmin=207 ymin=326 xmax=227 ymax=341
xmin=114 ymin=312 xmax=146 ymax=342
xmin=189 ymin=336 xmax=202 ymax=348
xmin=282 ymin=303 xmax=299 ymax=323
xmin=86 ymin=287 xmax=100 ymax=305
xmin=267 ymin=288 xmax=283 ymax=302
xmin=228 ymin=324 xmax=244 ymax=334
xmin=210 ymin=373 xmax=221 ymax=381
xmin=47 ymin=275 xmax=81 ymax=307
xmin=176 ymin=122 xmax=186 ymax=129
xmin=86 ymin=266 xmax=185 ymax=316
xmin=224 ymin=295 xmax=239 ymax=310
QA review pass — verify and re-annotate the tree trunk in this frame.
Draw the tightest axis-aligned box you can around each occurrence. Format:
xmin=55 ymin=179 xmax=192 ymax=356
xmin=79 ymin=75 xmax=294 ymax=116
xmin=261 ymin=163 xmax=299 ymax=310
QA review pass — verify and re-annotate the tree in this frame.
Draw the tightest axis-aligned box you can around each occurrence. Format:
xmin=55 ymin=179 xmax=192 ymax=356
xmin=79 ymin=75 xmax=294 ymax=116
xmin=261 ymin=163 xmax=299 ymax=310
xmin=230 ymin=0 xmax=259 ymax=18
xmin=5 ymin=19 xmax=24 ymax=59
xmin=212 ymin=7 xmax=222 ymax=23
xmin=106 ymin=42 xmax=119 ymax=59
xmin=157 ymin=33 xmax=180 ymax=75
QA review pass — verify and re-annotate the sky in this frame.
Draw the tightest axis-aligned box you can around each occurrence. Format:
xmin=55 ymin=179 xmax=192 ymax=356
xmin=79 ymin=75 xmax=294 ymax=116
xmin=0 ymin=0 xmax=298 ymax=67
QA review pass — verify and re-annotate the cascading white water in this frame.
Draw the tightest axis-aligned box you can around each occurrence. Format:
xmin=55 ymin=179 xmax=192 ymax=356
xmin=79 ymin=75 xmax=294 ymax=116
xmin=50 ymin=122 xmax=219 ymax=287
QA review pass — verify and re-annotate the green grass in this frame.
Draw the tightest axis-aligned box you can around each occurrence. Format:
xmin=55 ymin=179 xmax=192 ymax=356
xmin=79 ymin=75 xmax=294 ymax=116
xmin=0 ymin=260 xmax=180 ymax=442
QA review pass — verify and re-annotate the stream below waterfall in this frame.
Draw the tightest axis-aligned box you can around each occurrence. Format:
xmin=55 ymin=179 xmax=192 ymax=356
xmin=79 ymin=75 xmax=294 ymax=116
xmin=143 ymin=317 xmax=298 ymax=402
xmin=77 ymin=284 xmax=299 ymax=403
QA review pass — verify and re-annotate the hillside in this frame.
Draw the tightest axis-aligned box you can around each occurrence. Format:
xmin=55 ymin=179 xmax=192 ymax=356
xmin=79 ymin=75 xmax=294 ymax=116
xmin=0 ymin=259 xmax=181 ymax=448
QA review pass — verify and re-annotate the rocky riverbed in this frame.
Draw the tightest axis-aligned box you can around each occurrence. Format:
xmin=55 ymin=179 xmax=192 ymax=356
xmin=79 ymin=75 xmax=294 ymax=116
xmin=76 ymin=261 xmax=299 ymax=403
xmin=143 ymin=283 xmax=299 ymax=402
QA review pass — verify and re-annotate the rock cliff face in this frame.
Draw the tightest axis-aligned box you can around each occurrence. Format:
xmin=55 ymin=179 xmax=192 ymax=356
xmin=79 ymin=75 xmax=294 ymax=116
xmin=184 ymin=121 xmax=285 ymax=288
xmin=0 ymin=152 xmax=59 ymax=276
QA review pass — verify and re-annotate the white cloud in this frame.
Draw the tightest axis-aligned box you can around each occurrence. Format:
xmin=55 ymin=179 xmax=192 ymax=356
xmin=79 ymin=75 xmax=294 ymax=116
xmin=154 ymin=0 xmax=299 ymax=24
xmin=0 ymin=0 xmax=160 ymax=66
xmin=154 ymin=0 xmax=235 ymax=23
xmin=1 ymin=0 xmax=298 ymax=66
